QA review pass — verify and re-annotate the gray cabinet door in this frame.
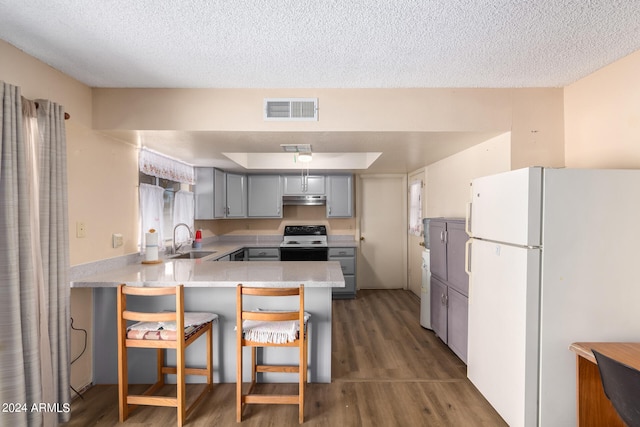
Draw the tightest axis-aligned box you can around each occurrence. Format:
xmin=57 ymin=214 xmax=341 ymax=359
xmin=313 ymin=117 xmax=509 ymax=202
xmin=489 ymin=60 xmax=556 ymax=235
xmin=446 ymin=221 xmax=470 ymax=296
xmin=225 ymin=173 xmax=247 ymax=218
xmin=430 ymin=276 xmax=448 ymax=344
xmin=214 ymin=169 xmax=226 ymax=218
xmin=447 ymin=287 xmax=468 ymax=363
xmin=327 ymin=175 xmax=353 ymax=217
xmin=248 ymin=175 xmax=282 ymax=217
xmin=283 ymin=175 xmax=325 ymax=195
xmin=195 ymin=167 xmax=214 ymax=219
xmin=429 ymin=220 xmax=447 ymax=281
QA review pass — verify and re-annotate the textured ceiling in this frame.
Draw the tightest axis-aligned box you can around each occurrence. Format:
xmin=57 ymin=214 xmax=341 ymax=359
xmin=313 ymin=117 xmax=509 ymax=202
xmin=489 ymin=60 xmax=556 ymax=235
xmin=2 ymin=0 xmax=640 ymax=88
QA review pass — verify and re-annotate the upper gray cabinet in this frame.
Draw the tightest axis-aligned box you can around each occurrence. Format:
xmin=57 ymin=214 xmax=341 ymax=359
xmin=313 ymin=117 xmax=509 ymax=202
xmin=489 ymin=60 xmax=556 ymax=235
xmin=225 ymin=172 xmax=247 ymax=218
xmin=248 ymin=175 xmax=282 ymax=218
xmin=196 ymin=170 xmax=353 ymax=219
xmin=195 ymin=167 xmax=215 ymax=220
xmin=195 ymin=168 xmax=247 ymax=219
xmin=213 ymin=168 xmax=226 ymax=218
xmin=326 ymin=175 xmax=353 ymax=218
xmin=283 ymin=175 xmax=325 ymax=195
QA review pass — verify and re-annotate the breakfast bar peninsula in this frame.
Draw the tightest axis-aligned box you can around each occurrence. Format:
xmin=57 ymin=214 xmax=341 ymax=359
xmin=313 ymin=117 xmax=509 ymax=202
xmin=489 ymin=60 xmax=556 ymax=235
xmin=71 ymin=258 xmax=345 ymax=384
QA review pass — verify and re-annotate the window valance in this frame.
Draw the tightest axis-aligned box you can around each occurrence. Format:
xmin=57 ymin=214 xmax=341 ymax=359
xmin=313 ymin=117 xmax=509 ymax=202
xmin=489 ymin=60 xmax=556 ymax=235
xmin=139 ymin=147 xmax=194 ymax=184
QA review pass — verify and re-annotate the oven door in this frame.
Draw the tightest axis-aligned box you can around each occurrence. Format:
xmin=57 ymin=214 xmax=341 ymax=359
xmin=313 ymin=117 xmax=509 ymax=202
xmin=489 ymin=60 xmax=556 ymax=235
xmin=280 ymin=246 xmax=328 ymax=261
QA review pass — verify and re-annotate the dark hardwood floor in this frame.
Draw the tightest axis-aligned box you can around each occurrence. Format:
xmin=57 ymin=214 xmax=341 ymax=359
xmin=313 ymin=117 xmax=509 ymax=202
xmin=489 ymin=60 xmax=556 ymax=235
xmin=62 ymin=289 xmax=506 ymax=426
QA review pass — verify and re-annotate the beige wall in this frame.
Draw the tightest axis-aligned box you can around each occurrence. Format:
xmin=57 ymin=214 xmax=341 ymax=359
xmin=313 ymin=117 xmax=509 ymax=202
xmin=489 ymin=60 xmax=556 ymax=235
xmin=196 ymin=206 xmax=356 ymax=237
xmin=426 ymin=133 xmax=511 ymax=218
xmin=564 ymin=50 xmax=640 ymax=168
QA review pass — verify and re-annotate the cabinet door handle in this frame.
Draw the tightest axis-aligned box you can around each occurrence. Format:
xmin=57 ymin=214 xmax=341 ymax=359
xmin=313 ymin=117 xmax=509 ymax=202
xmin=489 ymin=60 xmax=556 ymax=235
xmin=444 ymin=230 xmax=448 ymax=245
xmin=440 ymin=231 xmax=444 ymax=242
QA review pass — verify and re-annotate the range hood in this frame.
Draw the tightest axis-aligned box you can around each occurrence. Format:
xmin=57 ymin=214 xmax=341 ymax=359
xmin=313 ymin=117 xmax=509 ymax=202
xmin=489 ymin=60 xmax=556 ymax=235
xmin=282 ymin=195 xmax=326 ymax=206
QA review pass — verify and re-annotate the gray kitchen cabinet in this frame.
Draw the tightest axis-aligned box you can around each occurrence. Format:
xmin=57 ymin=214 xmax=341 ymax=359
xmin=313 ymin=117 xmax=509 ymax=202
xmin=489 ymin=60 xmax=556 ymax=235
xmin=247 ymin=247 xmax=280 ymax=261
xmin=430 ymin=275 xmax=448 ymax=343
xmin=195 ymin=167 xmax=234 ymax=219
xmin=248 ymin=175 xmax=282 ymax=218
xmin=195 ymin=167 xmax=214 ymax=219
xmin=428 ymin=218 xmax=469 ymax=363
xmin=447 ymin=287 xmax=468 ymax=363
xmin=225 ymin=172 xmax=247 ymax=218
xmin=328 ymin=247 xmax=357 ymax=299
xmin=213 ymin=169 xmax=226 ymax=218
xmin=283 ymin=174 xmax=325 ymax=195
xmin=326 ymin=175 xmax=353 ymax=218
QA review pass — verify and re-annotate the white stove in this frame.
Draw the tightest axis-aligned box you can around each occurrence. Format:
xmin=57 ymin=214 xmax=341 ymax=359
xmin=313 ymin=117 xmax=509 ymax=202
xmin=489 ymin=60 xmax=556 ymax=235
xmin=280 ymin=225 xmax=328 ymax=261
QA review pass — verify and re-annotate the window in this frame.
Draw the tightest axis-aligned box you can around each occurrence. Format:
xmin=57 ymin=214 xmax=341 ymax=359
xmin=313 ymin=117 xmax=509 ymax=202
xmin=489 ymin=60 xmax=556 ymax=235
xmin=409 ymin=180 xmax=423 ymax=236
xmin=139 ymin=172 xmax=182 ymax=249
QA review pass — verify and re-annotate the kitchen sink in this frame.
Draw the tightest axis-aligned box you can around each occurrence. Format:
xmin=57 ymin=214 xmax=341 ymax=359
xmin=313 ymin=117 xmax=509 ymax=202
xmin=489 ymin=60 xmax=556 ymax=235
xmin=170 ymin=251 xmax=216 ymax=259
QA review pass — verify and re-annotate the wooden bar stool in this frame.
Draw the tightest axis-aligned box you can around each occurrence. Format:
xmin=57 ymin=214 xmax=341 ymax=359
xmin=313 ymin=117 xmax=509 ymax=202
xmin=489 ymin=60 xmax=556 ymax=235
xmin=117 ymin=284 xmax=217 ymax=426
xmin=236 ymin=284 xmax=309 ymax=423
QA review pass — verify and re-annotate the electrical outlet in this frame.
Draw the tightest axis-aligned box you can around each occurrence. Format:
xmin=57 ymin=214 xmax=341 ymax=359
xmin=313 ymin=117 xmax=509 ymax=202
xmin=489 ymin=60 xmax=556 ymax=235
xmin=76 ymin=222 xmax=86 ymax=238
xmin=112 ymin=233 xmax=123 ymax=248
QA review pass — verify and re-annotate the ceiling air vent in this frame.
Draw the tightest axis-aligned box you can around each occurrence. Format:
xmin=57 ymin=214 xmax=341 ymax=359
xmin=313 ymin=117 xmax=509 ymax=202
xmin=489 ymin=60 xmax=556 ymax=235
xmin=264 ymin=98 xmax=318 ymax=121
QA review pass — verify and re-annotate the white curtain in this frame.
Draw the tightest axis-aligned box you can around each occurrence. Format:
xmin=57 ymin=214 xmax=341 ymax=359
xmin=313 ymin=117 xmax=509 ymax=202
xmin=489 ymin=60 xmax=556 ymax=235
xmin=0 ymin=82 xmax=70 ymax=426
xmin=173 ymin=190 xmax=194 ymax=245
xmin=139 ymin=183 xmax=165 ymax=251
xmin=409 ymin=180 xmax=423 ymax=236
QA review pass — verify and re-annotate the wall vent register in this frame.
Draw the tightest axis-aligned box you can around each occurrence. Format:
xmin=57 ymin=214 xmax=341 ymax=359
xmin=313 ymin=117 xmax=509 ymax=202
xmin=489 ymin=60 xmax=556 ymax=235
xmin=264 ymin=98 xmax=318 ymax=121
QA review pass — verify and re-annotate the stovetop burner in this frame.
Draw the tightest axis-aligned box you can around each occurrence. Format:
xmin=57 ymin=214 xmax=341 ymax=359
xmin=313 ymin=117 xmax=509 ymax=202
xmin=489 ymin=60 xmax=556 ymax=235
xmin=281 ymin=225 xmax=328 ymax=248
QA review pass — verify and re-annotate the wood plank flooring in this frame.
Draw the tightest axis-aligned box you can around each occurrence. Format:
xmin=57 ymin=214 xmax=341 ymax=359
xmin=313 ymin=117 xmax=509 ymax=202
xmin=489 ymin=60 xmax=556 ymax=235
xmin=61 ymin=289 xmax=506 ymax=426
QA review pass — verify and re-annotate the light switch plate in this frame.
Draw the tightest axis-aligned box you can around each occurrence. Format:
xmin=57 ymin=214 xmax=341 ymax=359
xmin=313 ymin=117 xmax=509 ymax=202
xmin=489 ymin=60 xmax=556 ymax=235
xmin=112 ymin=233 xmax=123 ymax=248
xmin=76 ymin=222 xmax=86 ymax=238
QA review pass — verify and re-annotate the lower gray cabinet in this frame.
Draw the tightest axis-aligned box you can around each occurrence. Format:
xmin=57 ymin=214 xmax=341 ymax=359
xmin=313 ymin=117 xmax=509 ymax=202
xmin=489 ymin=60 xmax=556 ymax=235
xmin=328 ymin=247 xmax=357 ymax=299
xmin=447 ymin=287 xmax=468 ymax=363
xmin=431 ymin=267 xmax=468 ymax=363
xmin=431 ymin=276 xmax=448 ymax=344
xmin=247 ymin=247 xmax=280 ymax=261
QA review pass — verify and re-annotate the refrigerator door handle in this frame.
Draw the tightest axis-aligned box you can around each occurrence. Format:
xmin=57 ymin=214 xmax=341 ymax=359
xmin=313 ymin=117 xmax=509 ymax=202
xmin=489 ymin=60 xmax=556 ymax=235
xmin=465 ymin=202 xmax=472 ymax=236
xmin=465 ymin=239 xmax=472 ymax=276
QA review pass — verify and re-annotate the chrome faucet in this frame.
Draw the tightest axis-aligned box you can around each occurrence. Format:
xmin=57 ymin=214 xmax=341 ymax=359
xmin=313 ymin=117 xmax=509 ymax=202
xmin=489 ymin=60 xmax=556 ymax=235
xmin=172 ymin=223 xmax=194 ymax=254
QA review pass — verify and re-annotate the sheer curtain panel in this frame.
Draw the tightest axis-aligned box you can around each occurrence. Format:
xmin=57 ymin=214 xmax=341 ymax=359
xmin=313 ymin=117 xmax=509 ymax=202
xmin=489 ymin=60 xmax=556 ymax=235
xmin=0 ymin=82 xmax=70 ymax=426
xmin=173 ymin=190 xmax=194 ymax=244
xmin=139 ymin=183 xmax=165 ymax=252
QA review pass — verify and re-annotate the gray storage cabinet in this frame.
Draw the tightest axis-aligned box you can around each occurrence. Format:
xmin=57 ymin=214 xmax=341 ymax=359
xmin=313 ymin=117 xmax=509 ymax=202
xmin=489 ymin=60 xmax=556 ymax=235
xmin=428 ymin=218 xmax=469 ymax=363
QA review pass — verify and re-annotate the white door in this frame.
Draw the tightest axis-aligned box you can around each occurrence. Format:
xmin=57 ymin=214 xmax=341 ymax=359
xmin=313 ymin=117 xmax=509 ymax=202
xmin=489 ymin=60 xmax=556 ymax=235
xmin=357 ymin=175 xmax=407 ymax=289
xmin=467 ymin=238 xmax=541 ymax=427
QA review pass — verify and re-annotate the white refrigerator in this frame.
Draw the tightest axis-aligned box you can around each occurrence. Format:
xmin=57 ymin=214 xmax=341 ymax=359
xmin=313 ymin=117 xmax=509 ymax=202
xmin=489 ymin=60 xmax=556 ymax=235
xmin=466 ymin=167 xmax=640 ymax=427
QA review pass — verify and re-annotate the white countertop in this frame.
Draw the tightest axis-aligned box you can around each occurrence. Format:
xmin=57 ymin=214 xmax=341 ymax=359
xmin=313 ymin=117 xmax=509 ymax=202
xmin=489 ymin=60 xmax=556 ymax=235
xmin=71 ymin=259 xmax=345 ymax=288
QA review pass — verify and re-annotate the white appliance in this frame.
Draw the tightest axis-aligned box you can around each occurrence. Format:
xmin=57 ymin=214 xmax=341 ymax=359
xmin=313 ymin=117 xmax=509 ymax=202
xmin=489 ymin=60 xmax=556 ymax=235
xmin=466 ymin=167 xmax=640 ymax=427
xmin=420 ymin=249 xmax=431 ymax=329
